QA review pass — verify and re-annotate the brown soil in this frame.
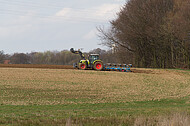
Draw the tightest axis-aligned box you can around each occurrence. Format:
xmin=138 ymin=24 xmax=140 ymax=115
xmin=0 ymin=64 xmax=154 ymax=74
xmin=131 ymin=68 xmax=154 ymax=74
xmin=0 ymin=64 xmax=73 ymax=69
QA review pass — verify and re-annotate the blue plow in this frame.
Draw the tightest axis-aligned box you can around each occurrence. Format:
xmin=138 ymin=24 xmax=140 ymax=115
xmin=103 ymin=63 xmax=132 ymax=72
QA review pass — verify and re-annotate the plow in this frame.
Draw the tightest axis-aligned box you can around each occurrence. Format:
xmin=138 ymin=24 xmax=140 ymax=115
xmin=103 ymin=63 xmax=132 ymax=72
xmin=70 ymin=48 xmax=132 ymax=72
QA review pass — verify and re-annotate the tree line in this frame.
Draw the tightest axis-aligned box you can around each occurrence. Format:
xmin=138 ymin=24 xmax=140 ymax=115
xmin=0 ymin=48 xmax=116 ymax=65
xmin=99 ymin=0 xmax=190 ymax=69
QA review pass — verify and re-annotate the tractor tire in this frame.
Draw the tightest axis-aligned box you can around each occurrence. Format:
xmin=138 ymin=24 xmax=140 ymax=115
xmin=93 ymin=62 xmax=103 ymax=71
xmin=79 ymin=63 xmax=87 ymax=70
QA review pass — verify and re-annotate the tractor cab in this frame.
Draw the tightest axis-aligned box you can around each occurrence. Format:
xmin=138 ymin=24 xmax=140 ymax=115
xmin=89 ymin=54 xmax=100 ymax=65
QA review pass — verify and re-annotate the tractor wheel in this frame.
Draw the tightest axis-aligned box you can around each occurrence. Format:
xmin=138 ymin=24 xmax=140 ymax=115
xmin=79 ymin=63 xmax=87 ymax=70
xmin=93 ymin=62 xmax=103 ymax=71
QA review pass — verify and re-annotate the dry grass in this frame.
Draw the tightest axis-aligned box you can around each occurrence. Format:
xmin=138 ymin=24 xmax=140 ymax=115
xmin=0 ymin=68 xmax=190 ymax=105
xmin=62 ymin=113 xmax=190 ymax=126
xmin=133 ymin=113 xmax=190 ymax=126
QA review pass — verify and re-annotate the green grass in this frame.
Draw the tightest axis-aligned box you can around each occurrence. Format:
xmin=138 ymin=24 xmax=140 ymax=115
xmin=1 ymin=98 xmax=190 ymax=116
xmin=1 ymin=98 xmax=190 ymax=125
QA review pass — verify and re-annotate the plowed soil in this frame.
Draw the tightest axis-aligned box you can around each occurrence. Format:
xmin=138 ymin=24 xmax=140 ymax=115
xmin=0 ymin=64 xmax=154 ymax=74
xmin=0 ymin=64 xmax=73 ymax=69
xmin=131 ymin=68 xmax=154 ymax=74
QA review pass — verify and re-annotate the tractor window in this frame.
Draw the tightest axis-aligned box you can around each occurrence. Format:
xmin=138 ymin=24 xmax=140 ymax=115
xmin=89 ymin=55 xmax=99 ymax=61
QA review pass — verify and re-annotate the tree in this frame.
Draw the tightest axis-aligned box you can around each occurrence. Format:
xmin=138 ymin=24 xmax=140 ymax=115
xmin=0 ymin=51 xmax=5 ymax=64
xmin=99 ymin=0 xmax=190 ymax=68
xmin=10 ymin=53 xmax=30 ymax=64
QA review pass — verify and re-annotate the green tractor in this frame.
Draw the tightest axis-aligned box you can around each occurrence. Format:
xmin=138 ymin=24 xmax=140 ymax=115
xmin=70 ymin=48 xmax=103 ymax=71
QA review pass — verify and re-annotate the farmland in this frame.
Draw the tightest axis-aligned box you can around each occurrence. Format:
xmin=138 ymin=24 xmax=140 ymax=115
xmin=0 ymin=66 xmax=190 ymax=125
xmin=0 ymin=64 xmax=73 ymax=69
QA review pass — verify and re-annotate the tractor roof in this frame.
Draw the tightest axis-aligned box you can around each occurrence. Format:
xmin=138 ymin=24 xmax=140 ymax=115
xmin=90 ymin=54 xmax=99 ymax=56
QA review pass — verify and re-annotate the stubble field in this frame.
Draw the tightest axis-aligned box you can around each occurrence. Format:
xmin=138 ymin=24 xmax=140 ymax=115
xmin=0 ymin=66 xmax=190 ymax=125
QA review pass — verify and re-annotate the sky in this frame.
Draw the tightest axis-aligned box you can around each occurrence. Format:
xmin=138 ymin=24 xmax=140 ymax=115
xmin=0 ymin=0 xmax=126 ymax=54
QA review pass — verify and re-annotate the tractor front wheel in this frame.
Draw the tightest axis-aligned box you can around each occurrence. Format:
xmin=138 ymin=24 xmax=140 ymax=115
xmin=79 ymin=63 xmax=87 ymax=70
xmin=93 ymin=62 xmax=103 ymax=71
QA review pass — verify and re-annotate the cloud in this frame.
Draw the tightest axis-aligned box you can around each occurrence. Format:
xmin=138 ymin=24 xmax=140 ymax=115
xmin=55 ymin=8 xmax=72 ymax=17
xmin=0 ymin=14 xmax=39 ymax=38
xmin=54 ymin=3 xmax=122 ymax=41
xmin=54 ymin=3 xmax=122 ymax=22
xmin=93 ymin=3 xmax=121 ymax=18
xmin=114 ymin=0 xmax=125 ymax=2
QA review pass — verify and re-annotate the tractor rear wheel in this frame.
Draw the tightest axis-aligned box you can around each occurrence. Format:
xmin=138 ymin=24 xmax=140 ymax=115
xmin=93 ymin=62 xmax=103 ymax=71
xmin=79 ymin=63 xmax=87 ymax=70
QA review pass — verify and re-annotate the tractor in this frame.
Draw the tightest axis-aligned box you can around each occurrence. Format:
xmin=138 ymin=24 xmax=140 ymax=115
xmin=70 ymin=48 xmax=103 ymax=71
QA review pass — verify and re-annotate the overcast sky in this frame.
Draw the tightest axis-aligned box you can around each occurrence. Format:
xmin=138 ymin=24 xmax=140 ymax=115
xmin=0 ymin=0 xmax=126 ymax=54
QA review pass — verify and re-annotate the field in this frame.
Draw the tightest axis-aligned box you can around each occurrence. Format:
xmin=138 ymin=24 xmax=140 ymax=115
xmin=0 ymin=65 xmax=190 ymax=125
